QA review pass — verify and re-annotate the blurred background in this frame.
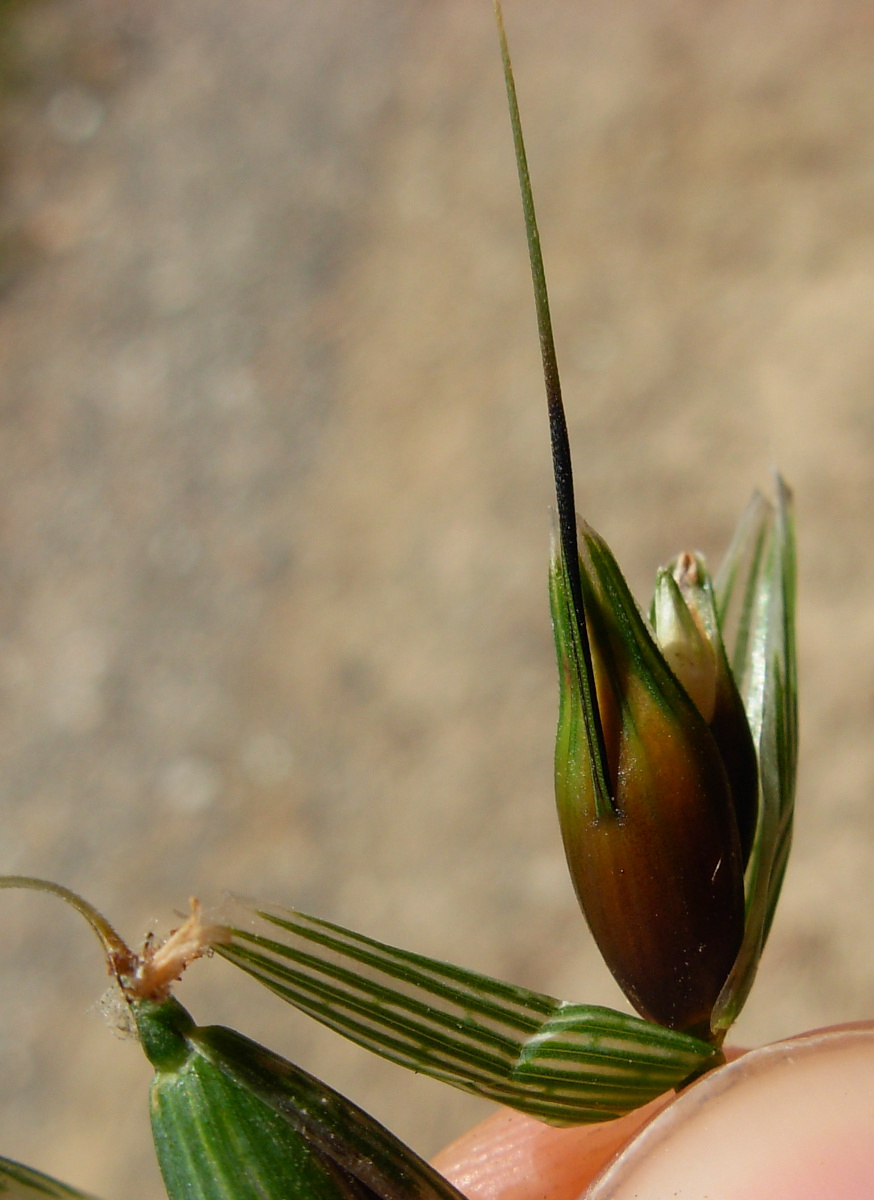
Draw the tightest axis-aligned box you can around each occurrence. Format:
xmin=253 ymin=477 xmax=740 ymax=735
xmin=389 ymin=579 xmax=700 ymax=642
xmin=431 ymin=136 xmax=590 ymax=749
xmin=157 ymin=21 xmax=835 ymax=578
xmin=1 ymin=1 xmax=874 ymax=1196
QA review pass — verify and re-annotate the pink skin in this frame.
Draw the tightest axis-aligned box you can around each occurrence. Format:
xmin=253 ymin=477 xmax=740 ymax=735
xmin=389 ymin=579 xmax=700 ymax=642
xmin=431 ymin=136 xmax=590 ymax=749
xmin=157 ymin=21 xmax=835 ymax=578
xmin=433 ymin=1095 xmax=670 ymax=1200
xmin=433 ymin=1024 xmax=874 ymax=1200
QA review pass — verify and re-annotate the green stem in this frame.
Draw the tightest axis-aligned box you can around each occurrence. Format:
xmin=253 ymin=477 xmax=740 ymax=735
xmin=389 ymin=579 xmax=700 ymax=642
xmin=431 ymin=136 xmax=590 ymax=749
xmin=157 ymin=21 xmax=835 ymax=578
xmin=0 ymin=875 xmax=135 ymax=979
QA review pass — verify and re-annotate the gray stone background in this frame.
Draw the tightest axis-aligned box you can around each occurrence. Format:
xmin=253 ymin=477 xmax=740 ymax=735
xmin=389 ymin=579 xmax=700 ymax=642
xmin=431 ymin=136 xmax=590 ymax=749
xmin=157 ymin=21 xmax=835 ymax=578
xmin=1 ymin=1 xmax=874 ymax=1196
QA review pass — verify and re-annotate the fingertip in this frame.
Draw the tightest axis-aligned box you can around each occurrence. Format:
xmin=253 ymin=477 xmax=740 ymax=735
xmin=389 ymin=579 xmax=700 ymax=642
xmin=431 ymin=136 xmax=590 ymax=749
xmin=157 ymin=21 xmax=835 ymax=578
xmin=432 ymin=1098 xmax=668 ymax=1200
